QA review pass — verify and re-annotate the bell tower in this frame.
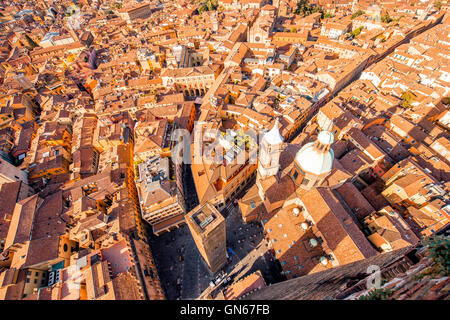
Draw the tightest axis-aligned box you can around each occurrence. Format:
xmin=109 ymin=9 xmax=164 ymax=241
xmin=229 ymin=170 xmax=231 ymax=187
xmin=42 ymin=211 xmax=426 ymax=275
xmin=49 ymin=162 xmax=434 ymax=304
xmin=211 ymin=12 xmax=218 ymax=33
xmin=258 ymin=119 xmax=284 ymax=180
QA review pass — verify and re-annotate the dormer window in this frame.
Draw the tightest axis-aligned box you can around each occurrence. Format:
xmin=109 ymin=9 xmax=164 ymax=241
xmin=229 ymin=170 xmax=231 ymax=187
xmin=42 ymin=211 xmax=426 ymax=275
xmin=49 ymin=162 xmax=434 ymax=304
xmin=292 ymin=169 xmax=298 ymax=180
xmin=301 ymin=178 xmax=310 ymax=186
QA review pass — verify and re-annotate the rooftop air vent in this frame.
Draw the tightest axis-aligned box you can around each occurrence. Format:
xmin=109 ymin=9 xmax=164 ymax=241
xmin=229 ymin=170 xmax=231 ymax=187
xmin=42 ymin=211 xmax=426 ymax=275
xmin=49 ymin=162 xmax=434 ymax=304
xmin=309 ymin=238 xmax=318 ymax=247
xmin=319 ymin=256 xmax=328 ymax=266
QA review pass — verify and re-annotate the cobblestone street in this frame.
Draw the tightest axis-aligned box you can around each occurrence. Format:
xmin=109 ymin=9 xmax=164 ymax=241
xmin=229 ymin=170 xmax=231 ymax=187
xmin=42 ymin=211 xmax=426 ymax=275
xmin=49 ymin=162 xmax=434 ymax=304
xmin=148 ymin=202 xmax=283 ymax=300
xmin=222 ymin=205 xmax=285 ymax=287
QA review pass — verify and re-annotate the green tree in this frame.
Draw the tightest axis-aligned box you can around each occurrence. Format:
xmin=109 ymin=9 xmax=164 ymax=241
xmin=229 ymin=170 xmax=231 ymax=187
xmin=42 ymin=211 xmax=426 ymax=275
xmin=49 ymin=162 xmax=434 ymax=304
xmin=424 ymin=235 xmax=450 ymax=276
xmin=359 ymin=288 xmax=393 ymax=300
xmin=294 ymin=0 xmax=307 ymax=15
xmin=294 ymin=0 xmax=323 ymax=17
xmin=351 ymin=26 xmax=364 ymax=37
xmin=434 ymin=1 xmax=442 ymax=9
xmin=400 ymin=91 xmax=416 ymax=108
xmin=198 ymin=4 xmax=207 ymax=14
xmin=381 ymin=13 xmax=392 ymax=23
xmin=197 ymin=0 xmax=218 ymax=14
xmin=351 ymin=10 xmax=364 ymax=19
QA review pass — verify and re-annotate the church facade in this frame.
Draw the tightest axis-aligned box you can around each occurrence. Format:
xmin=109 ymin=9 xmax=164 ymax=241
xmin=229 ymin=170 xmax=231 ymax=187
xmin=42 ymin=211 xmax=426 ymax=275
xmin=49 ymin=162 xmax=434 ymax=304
xmin=239 ymin=120 xmax=379 ymax=279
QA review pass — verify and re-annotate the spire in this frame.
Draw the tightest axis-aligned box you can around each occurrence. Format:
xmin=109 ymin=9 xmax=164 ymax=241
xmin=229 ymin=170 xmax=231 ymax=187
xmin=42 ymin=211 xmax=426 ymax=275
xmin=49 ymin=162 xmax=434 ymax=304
xmin=273 ymin=117 xmax=280 ymax=130
xmin=314 ymin=130 xmax=334 ymax=152
xmin=264 ymin=118 xmax=283 ymax=145
xmin=258 ymin=118 xmax=284 ymax=180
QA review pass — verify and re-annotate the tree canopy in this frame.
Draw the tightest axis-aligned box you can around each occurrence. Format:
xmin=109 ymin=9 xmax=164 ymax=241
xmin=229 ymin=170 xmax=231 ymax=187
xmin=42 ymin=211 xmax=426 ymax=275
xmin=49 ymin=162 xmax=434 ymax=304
xmin=359 ymin=288 xmax=393 ymax=300
xmin=197 ymin=0 xmax=218 ymax=14
xmin=294 ymin=0 xmax=323 ymax=17
xmin=400 ymin=91 xmax=416 ymax=108
xmin=425 ymin=235 xmax=450 ymax=276
xmin=351 ymin=10 xmax=364 ymax=19
xmin=351 ymin=26 xmax=364 ymax=37
xmin=381 ymin=13 xmax=392 ymax=23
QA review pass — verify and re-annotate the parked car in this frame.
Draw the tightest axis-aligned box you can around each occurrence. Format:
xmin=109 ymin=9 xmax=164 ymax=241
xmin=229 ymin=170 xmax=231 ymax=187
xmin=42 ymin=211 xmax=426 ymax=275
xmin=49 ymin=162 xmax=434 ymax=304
xmin=223 ymin=276 xmax=232 ymax=285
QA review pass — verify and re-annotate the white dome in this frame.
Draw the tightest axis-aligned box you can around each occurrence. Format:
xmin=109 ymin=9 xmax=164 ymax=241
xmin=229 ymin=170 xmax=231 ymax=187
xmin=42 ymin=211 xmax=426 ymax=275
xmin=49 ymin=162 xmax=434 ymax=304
xmin=295 ymin=142 xmax=334 ymax=176
xmin=318 ymin=131 xmax=334 ymax=145
xmin=263 ymin=119 xmax=283 ymax=145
